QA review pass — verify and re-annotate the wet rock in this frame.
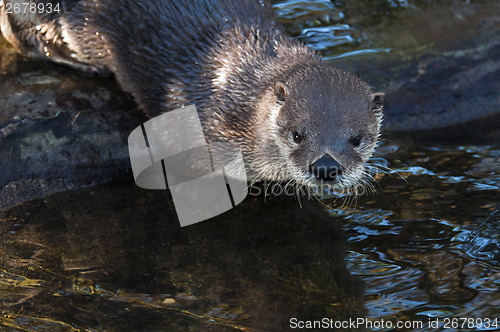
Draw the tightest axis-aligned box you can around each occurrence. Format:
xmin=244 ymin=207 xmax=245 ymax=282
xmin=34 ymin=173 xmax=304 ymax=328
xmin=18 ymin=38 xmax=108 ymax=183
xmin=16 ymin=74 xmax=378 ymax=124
xmin=0 ymin=37 xmax=144 ymax=209
xmin=330 ymin=0 xmax=500 ymax=143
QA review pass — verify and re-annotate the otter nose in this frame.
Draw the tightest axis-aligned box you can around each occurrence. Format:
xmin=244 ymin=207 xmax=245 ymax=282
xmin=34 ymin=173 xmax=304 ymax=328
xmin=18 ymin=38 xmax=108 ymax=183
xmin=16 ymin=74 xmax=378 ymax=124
xmin=309 ymin=154 xmax=343 ymax=181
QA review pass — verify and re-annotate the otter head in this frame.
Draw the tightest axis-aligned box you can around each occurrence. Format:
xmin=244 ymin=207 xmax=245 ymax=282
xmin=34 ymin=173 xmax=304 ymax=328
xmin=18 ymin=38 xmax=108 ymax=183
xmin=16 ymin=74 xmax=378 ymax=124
xmin=256 ymin=64 xmax=383 ymax=194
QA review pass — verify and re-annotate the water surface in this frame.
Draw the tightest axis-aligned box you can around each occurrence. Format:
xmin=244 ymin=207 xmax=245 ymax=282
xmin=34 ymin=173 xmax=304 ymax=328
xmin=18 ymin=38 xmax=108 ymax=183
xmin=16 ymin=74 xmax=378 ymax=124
xmin=1 ymin=0 xmax=499 ymax=331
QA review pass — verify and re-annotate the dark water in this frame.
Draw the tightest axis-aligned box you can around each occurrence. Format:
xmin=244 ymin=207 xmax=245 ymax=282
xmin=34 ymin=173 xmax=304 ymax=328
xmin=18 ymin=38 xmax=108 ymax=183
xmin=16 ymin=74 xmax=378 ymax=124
xmin=334 ymin=142 xmax=500 ymax=329
xmin=1 ymin=0 xmax=499 ymax=331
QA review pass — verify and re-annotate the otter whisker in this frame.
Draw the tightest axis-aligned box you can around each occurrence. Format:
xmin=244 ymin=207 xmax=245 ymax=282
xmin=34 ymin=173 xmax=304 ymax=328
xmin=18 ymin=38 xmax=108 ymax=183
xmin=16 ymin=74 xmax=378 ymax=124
xmin=366 ymin=162 xmax=407 ymax=183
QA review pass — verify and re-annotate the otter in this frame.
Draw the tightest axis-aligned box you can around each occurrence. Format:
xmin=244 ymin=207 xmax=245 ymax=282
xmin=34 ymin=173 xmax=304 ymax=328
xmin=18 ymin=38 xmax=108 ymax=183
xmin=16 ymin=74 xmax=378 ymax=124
xmin=0 ymin=0 xmax=384 ymax=193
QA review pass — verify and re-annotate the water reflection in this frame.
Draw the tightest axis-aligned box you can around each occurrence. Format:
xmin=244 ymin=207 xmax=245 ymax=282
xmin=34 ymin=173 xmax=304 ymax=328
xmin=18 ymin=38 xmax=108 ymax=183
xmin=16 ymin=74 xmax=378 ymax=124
xmin=333 ymin=140 xmax=500 ymax=329
xmin=1 ymin=0 xmax=499 ymax=331
xmin=0 ymin=183 xmax=364 ymax=331
xmin=1 ymin=139 xmax=498 ymax=330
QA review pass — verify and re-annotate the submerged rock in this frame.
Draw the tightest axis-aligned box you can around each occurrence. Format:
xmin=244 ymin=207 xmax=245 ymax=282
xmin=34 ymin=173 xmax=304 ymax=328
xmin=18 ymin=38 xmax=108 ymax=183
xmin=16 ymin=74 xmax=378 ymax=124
xmin=0 ymin=184 xmax=363 ymax=331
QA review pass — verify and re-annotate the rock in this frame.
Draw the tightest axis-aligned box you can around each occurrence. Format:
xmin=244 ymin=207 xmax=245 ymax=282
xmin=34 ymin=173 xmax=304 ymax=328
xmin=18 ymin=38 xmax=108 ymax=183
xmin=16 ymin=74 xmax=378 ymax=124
xmin=0 ymin=37 xmax=144 ymax=209
xmin=330 ymin=0 xmax=500 ymax=143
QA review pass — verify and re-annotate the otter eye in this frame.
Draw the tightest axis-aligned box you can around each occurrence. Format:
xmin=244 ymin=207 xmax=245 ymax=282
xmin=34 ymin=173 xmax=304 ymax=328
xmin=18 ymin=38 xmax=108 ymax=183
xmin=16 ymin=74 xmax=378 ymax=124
xmin=292 ymin=132 xmax=303 ymax=144
xmin=351 ymin=135 xmax=362 ymax=147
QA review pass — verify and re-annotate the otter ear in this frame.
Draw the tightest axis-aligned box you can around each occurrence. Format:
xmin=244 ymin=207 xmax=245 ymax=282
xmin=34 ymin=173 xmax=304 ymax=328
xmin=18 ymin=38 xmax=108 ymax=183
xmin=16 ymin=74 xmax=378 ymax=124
xmin=371 ymin=92 xmax=384 ymax=114
xmin=274 ymin=82 xmax=287 ymax=103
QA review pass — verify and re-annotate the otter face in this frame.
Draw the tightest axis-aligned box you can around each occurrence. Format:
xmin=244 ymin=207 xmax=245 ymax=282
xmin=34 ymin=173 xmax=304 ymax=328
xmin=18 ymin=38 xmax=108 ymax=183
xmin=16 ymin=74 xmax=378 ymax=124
xmin=269 ymin=65 xmax=384 ymax=194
